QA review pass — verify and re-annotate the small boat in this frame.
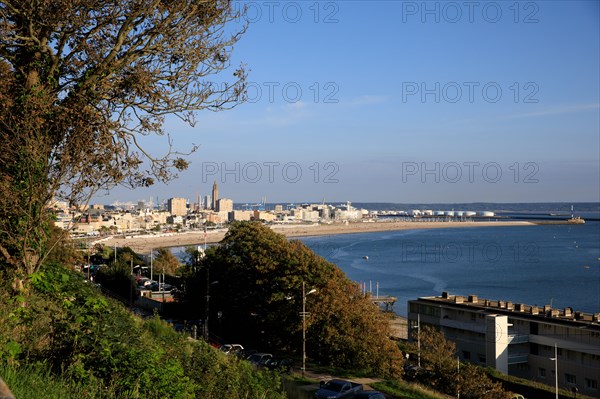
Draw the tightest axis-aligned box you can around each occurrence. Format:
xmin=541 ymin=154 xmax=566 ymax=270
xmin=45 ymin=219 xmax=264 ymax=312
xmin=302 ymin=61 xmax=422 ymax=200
xmin=363 ymin=256 xmax=369 ymax=260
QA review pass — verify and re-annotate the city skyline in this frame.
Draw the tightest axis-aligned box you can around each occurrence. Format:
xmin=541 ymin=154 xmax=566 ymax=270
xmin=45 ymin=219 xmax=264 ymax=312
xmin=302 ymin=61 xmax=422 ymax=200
xmin=93 ymin=1 xmax=599 ymax=204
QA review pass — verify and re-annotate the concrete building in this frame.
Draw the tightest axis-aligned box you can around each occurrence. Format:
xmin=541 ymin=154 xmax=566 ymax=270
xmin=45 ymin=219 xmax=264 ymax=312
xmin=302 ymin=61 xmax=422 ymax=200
xmin=253 ymin=210 xmax=275 ymax=222
xmin=217 ymin=198 xmax=233 ymax=213
xmin=408 ymin=293 xmax=600 ymax=397
xmin=167 ymin=197 xmax=187 ymax=216
xmin=229 ymin=210 xmax=253 ymax=222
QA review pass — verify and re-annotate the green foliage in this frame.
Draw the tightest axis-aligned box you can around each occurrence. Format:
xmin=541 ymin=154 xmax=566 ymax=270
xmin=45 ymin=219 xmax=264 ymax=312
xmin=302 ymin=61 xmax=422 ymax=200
xmin=406 ymin=326 xmax=508 ymax=398
xmin=0 ymin=362 xmax=121 ymax=399
xmin=0 ymin=1 xmax=246 ymax=275
xmin=371 ymin=380 xmax=452 ymax=399
xmin=93 ymin=246 xmax=143 ymax=299
xmin=0 ymin=263 xmax=285 ymax=398
xmin=43 ymin=224 xmax=83 ymax=267
xmin=153 ymin=247 xmax=182 ymax=275
xmin=201 ymin=221 xmax=403 ymax=378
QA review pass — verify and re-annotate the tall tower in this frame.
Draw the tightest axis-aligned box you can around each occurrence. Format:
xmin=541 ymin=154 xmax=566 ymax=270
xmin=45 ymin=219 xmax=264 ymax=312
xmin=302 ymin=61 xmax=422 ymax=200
xmin=212 ymin=181 xmax=218 ymax=210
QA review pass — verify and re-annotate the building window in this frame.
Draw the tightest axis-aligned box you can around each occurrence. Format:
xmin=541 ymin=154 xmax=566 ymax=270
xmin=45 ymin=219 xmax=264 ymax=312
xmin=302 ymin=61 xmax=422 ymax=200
xmin=586 ymin=379 xmax=597 ymax=390
xmin=462 ymin=351 xmax=471 ymax=360
xmin=478 ymin=354 xmax=486 ymax=363
xmin=530 ymin=343 xmax=539 ymax=356
xmin=565 ymin=374 xmax=576 ymax=385
xmin=539 ymin=368 xmax=546 ymax=378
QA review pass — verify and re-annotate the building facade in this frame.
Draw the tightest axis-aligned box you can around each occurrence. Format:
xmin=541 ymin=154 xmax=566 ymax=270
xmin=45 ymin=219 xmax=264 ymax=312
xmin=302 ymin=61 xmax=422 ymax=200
xmin=408 ymin=293 xmax=600 ymax=397
xmin=167 ymin=197 xmax=187 ymax=216
xmin=216 ymin=198 xmax=233 ymax=213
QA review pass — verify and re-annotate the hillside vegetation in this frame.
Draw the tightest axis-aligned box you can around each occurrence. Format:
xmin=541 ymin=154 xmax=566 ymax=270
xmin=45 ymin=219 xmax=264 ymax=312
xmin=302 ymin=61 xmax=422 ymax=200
xmin=0 ymin=263 xmax=284 ymax=398
xmin=198 ymin=222 xmax=404 ymax=378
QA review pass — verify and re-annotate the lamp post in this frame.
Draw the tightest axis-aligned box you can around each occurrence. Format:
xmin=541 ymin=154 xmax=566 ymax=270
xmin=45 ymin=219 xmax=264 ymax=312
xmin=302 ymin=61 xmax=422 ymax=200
xmin=150 ymin=248 xmax=153 ymax=281
xmin=550 ymin=343 xmax=558 ymax=399
xmin=205 ymin=265 xmax=210 ymax=341
xmin=301 ymin=281 xmax=317 ymax=378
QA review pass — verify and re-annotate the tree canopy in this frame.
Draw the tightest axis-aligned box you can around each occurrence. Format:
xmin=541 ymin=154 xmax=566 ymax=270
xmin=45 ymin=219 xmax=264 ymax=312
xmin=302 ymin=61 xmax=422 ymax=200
xmin=200 ymin=222 xmax=404 ymax=378
xmin=0 ymin=0 xmax=247 ymax=276
xmin=407 ymin=325 xmax=508 ymax=399
xmin=152 ymin=247 xmax=181 ymax=276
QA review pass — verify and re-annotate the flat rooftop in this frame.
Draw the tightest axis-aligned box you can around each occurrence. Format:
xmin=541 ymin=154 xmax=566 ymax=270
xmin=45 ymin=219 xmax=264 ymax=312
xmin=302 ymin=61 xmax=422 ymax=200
xmin=411 ymin=292 xmax=600 ymax=330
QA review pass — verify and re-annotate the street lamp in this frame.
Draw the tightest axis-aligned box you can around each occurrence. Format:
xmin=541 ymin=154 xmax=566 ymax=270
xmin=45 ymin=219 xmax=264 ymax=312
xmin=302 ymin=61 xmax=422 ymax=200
xmin=301 ymin=281 xmax=317 ymax=378
xmin=550 ymin=343 xmax=558 ymax=399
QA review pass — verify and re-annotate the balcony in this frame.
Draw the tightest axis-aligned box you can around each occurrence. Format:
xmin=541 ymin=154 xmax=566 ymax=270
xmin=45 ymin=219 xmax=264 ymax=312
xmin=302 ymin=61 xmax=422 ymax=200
xmin=440 ymin=318 xmax=486 ymax=334
xmin=508 ymin=334 xmax=529 ymax=344
xmin=508 ymin=353 xmax=529 ymax=364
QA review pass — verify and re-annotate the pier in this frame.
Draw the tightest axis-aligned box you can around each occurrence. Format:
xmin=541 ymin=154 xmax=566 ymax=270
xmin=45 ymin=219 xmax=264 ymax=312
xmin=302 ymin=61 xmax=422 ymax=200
xmin=371 ymin=295 xmax=397 ymax=312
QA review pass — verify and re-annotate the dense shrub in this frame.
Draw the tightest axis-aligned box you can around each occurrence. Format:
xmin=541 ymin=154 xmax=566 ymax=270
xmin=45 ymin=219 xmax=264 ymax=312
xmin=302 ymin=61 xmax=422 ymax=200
xmin=0 ymin=264 xmax=285 ymax=398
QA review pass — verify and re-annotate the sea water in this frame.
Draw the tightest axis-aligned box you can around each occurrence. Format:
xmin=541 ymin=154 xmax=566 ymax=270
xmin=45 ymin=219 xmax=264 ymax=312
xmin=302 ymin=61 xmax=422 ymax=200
xmin=300 ymin=222 xmax=600 ymax=316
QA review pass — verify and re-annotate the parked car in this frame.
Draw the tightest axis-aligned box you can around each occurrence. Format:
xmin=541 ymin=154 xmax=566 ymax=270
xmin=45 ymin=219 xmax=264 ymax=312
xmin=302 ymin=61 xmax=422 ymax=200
xmin=219 ymin=344 xmax=244 ymax=355
xmin=246 ymin=353 xmax=272 ymax=366
xmin=236 ymin=348 xmax=257 ymax=359
xmin=353 ymin=391 xmax=386 ymax=399
xmin=261 ymin=357 xmax=293 ymax=373
xmin=314 ymin=379 xmax=363 ymax=399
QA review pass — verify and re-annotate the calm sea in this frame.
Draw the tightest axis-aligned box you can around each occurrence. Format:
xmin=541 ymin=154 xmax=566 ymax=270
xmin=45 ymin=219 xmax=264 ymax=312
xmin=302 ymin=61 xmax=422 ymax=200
xmin=172 ymin=203 xmax=599 ymax=317
xmin=300 ymin=221 xmax=600 ymax=317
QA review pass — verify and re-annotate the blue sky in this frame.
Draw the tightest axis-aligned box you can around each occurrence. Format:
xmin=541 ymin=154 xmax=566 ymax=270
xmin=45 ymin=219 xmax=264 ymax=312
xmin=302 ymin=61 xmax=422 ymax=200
xmin=97 ymin=1 xmax=600 ymax=205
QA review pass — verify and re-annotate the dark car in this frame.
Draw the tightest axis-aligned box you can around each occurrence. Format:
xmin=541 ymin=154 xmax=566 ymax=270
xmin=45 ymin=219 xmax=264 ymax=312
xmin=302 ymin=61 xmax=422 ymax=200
xmin=246 ymin=353 xmax=272 ymax=366
xmin=261 ymin=357 xmax=292 ymax=373
xmin=353 ymin=391 xmax=386 ymax=399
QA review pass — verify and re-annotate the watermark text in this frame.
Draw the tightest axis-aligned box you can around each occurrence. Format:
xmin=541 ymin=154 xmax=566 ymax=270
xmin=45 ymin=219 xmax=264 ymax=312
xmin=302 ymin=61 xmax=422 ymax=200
xmin=401 ymin=1 xmax=540 ymax=24
xmin=202 ymin=161 xmax=340 ymax=184
xmin=401 ymin=162 xmax=539 ymax=184
xmin=401 ymin=82 xmax=539 ymax=103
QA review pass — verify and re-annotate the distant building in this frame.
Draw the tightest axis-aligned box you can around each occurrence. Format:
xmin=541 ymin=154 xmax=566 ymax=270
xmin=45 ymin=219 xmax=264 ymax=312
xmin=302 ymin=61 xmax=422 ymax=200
xmin=217 ymin=198 xmax=233 ymax=213
xmin=167 ymin=197 xmax=187 ymax=216
xmin=253 ymin=210 xmax=275 ymax=222
xmin=408 ymin=293 xmax=600 ymax=397
xmin=203 ymin=195 xmax=211 ymax=210
xmin=229 ymin=210 xmax=253 ymax=222
xmin=212 ymin=181 xmax=218 ymax=211
xmin=205 ymin=212 xmax=226 ymax=224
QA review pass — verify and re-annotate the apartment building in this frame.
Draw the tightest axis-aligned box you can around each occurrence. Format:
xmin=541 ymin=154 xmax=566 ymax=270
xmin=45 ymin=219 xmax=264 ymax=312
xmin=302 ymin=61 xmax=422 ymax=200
xmin=408 ymin=293 xmax=600 ymax=397
xmin=167 ymin=197 xmax=187 ymax=216
xmin=216 ymin=198 xmax=233 ymax=213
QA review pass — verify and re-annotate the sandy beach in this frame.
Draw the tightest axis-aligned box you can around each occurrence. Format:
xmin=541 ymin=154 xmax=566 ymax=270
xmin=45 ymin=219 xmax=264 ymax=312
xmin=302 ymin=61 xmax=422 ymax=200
xmin=98 ymin=220 xmax=535 ymax=253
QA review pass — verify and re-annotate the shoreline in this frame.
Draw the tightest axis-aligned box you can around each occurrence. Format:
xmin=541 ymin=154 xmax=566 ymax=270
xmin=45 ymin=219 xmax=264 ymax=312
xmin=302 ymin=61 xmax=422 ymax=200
xmin=98 ymin=220 xmax=535 ymax=253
